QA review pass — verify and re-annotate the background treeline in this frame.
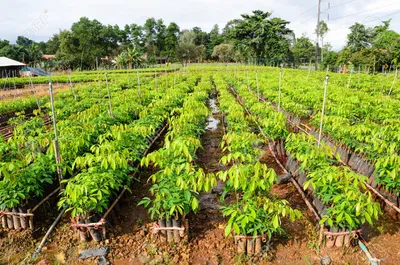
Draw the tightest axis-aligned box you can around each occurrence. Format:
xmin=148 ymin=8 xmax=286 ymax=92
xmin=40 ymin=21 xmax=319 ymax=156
xmin=0 ymin=10 xmax=399 ymax=71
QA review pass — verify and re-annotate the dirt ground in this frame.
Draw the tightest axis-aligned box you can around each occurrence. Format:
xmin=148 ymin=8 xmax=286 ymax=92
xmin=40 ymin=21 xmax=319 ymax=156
xmin=0 ymin=96 xmax=399 ymax=265
xmin=0 ymin=83 xmax=70 ymax=101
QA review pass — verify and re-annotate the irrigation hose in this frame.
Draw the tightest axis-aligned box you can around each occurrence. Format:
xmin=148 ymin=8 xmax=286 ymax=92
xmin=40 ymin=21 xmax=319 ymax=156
xmin=359 ymin=241 xmax=380 ymax=265
xmin=32 ymin=208 xmax=66 ymax=259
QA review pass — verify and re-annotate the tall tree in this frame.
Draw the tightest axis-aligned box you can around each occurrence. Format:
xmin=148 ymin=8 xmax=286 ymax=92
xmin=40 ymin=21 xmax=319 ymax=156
xmin=208 ymin=24 xmax=223 ymax=59
xmin=192 ymin=27 xmax=208 ymax=46
xmin=0 ymin=39 xmax=10 ymax=50
xmin=45 ymin=34 xmax=60 ymax=54
xmin=176 ymin=30 xmax=204 ymax=65
xmin=143 ymin=18 xmax=158 ymax=62
xmin=225 ymin=10 xmax=293 ymax=64
xmin=0 ymin=45 xmax=28 ymax=63
xmin=155 ymin=19 xmax=166 ymax=56
xmin=122 ymin=23 xmax=144 ymax=50
xmin=16 ymin=36 xmax=34 ymax=46
xmin=347 ymin=23 xmax=374 ymax=52
xmin=291 ymin=36 xmax=315 ymax=65
xmin=315 ymin=20 xmax=329 ymax=63
xmin=55 ymin=17 xmax=121 ymax=69
xmin=164 ymin=22 xmax=180 ymax=59
xmin=212 ymin=43 xmax=235 ymax=63
xmin=26 ymin=43 xmax=43 ymax=65
xmin=322 ymin=51 xmax=338 ymax=69
xmin=143 ymin=18 xmax=167 ymax=61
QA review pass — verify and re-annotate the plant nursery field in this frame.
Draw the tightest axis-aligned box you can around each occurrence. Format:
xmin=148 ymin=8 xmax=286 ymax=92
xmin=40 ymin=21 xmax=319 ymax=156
xmin=0 ymin=65 xmax=399 ymax=265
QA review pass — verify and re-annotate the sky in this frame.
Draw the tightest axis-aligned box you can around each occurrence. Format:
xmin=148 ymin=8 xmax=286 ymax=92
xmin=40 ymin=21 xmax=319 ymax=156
xmin=1 ymin=0 xmax=399 ymax=50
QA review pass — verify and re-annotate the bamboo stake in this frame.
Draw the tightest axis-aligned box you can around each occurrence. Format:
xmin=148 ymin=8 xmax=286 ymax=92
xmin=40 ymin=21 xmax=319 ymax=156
xmin=32 ymin=209 xmax=65 ymax=258
xmin=364 ymin=182 xmax=400 ymax=214
xmin=388 ymin=68 xmax=398 ymax=95
xmin=306 ymin=60 xmax=312 ymax=81
xmin=31 ymin=187 xmax=60 ymax=212
xmin=256 ymin=71 xmax=259 ymax=100
xmin=105 ymin=73 xmax=114 ymax=118
xmin=248 ymin=74 xmax=400 ymax=215
xmin=137 ymin=68 xmax=142 ymax=104
xmin=278 ymin=67 xmax=283 ymax=111
xmin=346 ymin=68 xmax=353 ymax=89
xmin=154 ymin=67 xmax=158 ymax=91
xmin=318 ymin=71 xmax=329 ymax=146
xmin=68 ymin=70 xmax=77 ymax=100
xmin=49 ymin=83 xmax=64 ymax=191
xmin=246 ymin=66 xmax=250 ymax=91
xmin=231 ymin=86 xmax=322 ymax=223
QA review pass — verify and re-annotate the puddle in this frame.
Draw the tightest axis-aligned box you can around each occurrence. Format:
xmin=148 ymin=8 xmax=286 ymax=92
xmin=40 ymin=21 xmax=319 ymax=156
xmin=209 ymin=98 xmax=220 ymax=114
xmin=205 ymin=98 xmax=221 ymax=130
xmin=206 ymin=116 xmax=219 ymax=130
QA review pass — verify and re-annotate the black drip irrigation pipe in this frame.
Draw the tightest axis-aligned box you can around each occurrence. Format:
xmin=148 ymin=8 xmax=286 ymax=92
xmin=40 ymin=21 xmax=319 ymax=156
xmin=32 ymin=208 xmax=65 ymax=259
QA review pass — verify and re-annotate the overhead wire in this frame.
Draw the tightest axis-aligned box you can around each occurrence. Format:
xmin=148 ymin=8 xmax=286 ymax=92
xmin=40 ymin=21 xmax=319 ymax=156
xmin=328 ymin=1 xmax=400 ymax=21
xmin=324 ymin=9 xmax=400 ymax=32
xmin=322 ymin=0 xmax=359 ymax=11
xmin=294 ymin=0 xmax=358 ymax=25
xmin=298 ymin=4 xmax=318 ymax=17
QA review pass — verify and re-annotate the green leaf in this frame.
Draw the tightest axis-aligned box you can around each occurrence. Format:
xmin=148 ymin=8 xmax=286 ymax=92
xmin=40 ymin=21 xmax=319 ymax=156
xmin=272 ymin=215 xmax=279 ymax=229
xmin=224 ymin=222 xmax=232 ymax=237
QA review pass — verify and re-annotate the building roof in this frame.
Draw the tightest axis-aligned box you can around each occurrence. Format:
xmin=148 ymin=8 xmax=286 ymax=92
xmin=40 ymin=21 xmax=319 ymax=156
xmin=42 ymin=54 xmax=56 ymax=60
xmin=21 ymin=66 xmax=51 ymax=76
xmin=0 ymin=57 xmax=25 ymax=67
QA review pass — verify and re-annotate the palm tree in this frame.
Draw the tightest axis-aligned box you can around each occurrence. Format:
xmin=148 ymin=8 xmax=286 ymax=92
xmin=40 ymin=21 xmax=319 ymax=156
xmin=124 ymin=47 xmax=144 ymax=69
xmin=114 ymin=54 xmax=127 ymax=69
xmin=26 ymin=43 xmax=43 ymax=66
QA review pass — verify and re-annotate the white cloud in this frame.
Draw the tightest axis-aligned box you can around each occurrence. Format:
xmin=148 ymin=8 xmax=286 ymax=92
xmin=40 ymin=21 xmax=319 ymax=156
xmin=0 ymin=0 xmax=399 ymax=50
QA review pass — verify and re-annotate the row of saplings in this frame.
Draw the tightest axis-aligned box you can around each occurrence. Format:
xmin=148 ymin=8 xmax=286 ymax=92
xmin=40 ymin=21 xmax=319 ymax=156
xmin=213 ymin=79 xmax=302 ymax=256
